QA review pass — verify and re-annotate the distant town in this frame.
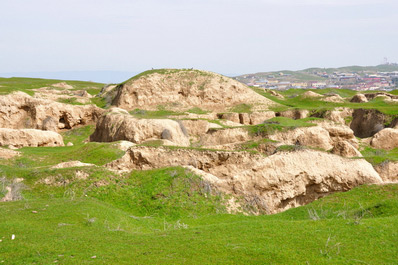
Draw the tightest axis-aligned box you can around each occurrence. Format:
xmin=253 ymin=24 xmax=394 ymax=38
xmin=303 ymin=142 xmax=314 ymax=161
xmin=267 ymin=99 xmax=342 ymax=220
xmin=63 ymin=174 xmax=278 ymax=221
xmin=235 ymin=63 xmax=398 ymax=91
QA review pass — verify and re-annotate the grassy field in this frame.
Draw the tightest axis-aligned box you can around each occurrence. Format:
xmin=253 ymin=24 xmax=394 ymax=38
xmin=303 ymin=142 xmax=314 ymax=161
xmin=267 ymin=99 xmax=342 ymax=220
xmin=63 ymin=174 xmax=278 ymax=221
xmin=0 ymin=125 xmax=397 ymax=264
xmin=1 ymin=181 xmax=397 ymax=264
xmin=254 ymin=87 xmax=398 ymax=115
xmin=0 ymin=77 xmax=104 ymax=96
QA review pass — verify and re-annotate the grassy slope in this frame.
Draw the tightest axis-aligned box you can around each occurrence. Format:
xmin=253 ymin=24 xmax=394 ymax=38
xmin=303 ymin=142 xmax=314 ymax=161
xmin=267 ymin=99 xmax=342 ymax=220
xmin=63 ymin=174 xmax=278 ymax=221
xmin=0 ymin=184 xmax=397 ymax=264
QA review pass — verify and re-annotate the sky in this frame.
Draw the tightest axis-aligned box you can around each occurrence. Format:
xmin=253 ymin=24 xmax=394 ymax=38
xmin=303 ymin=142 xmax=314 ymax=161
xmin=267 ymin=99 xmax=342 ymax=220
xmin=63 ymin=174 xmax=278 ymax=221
xmin=1 ymin=0 xmax=397 ymax=81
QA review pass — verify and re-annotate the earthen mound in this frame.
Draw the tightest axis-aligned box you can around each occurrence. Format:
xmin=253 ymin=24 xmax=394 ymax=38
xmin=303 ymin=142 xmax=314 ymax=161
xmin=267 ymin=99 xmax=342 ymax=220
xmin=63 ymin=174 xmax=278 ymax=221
xmin=111 ymin=69 xmax=275 ymax=111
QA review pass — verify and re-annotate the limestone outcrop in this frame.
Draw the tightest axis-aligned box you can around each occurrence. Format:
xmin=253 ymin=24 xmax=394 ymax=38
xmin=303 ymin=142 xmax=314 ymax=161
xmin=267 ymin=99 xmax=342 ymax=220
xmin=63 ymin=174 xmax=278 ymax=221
xmin=370 ymin=128 xmax=398 ymax=150
xmin=374 ymin=161 xmax=398 ymax=183
xmin=106 ymin=146 xmax=382 ymax=214
xmin=111 ymin=69 xmax=275 ymax=111
xmin=269 ymin=126 xmax=333 ymax=150
xmin=0 ymin=128 xmax=64 ymax=148
xmin=350 ymin=94 xmax=368 ymax=103
xmin=0 ymin=92 xmax=103 ymax=131
xmin=90 ymin=108 xmax=190 ymax=146
xmin=200 ymin=128 xmax=251 ymax=147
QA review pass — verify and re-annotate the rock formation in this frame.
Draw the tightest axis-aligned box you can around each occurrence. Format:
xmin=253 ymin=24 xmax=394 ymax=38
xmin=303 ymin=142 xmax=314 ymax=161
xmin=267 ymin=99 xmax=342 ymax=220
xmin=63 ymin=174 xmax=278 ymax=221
xmin=106 ymin=146 xmax=382 ymax=214
xmin=0 ymin=92 xmax=103 ymax=131
xmin=0 ymin=128 xmax=64 ymax=148
xmin=370 ymin=128 xmax=398 ymax=150
xmin=90 ymin=108 xmax=190 ymax=146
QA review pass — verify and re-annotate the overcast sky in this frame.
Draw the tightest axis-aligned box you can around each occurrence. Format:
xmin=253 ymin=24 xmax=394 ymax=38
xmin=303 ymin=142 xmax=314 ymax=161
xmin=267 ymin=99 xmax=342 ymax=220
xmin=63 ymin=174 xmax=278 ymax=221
xmin=1 ymin=0 xmax=397 ymax=77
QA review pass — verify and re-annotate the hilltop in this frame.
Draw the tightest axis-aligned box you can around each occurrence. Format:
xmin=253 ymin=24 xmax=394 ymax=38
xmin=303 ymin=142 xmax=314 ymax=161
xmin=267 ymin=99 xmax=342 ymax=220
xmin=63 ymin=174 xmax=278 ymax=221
xmin=111 ymin=69 xmax=275 ymax=111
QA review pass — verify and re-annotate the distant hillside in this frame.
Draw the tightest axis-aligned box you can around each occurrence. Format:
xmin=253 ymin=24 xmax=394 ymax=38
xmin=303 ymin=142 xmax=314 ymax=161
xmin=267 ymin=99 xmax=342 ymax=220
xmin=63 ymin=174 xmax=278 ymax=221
xmin=235 ymin=64 xmax=398 ymax=86
xmin=303 ymin=64 xmax=398 ymax=74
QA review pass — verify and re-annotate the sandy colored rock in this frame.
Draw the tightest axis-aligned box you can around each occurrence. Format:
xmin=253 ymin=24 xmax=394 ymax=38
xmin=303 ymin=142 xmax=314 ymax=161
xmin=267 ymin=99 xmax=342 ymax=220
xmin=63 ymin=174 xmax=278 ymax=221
xmin=278 ymin=109 xmax=309 ymax=119
xmin=269 ymin=126 xmax=333 ymax=150
xmin=0 ymin=129 xmax=64 ymax=148
xmin=200 ymin=128 xmax=250 ymax=147
xmin=180 ymin=120 xmax=210 ymax=136
xmin=0 ymin=148 xmax=20 ymax=159
xmin=114 ymin=140 xmax=136 ymax=151
xmin=239 ymin=113 xmax=251 ymax=125
xmin=322 ymin=94 xmax=344 ymax=103
xmin=350 ymin=94 xmax=368 ymax=103
xmin=331 ymin=141 xmax=362 ymax=158
xmin=90 ymin=109 xmax=190 ymax=146
xmin=264 ymin=89 xmax=284 ymax=99
xmin=51 ymin=161 xmax=95 ymax=169
xmin=302 ymin=91 xmax=322 ymax=98
xmin=33 ymin=87 xmax=92 ymax=104
xmin=51 ymin=82 xmax=74 ymax=89
xmin=319 ymin=122 xmax=359 ymax=148
xmin=112 ymin=69 xmax=275 ymax=112
xmin=220 ymin=113 xmax=240 ymax=123
xmin=370 ymin=128 xmax=398 ymax=150
xmin=374 ymin=161 xmax=398 ymax=183
xmin=0 ymin=92 xmax=103 ymax=131
xmin=106 ymin=146 xmax=382 ymax=214
xmin=249 ymin=111 xmax=276 ymax=125
xmin=324 ymin=107 xmax=353 ymax=124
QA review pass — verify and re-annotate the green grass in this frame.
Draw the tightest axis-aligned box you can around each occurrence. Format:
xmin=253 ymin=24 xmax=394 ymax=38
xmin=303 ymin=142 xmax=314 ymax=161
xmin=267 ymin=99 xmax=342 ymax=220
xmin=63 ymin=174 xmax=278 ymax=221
xmin=230 ymin=103 xmax=252 ymax=113
xmin=361 ymin=146 xmax=398 ymax=165
xmin=0 ymin=77 xmax=103 ymax=96
xmin=0 ymin=183 xmax=397 ymax=264
xmin=255 ymin=87 xmax=398 ymax=115
xmin=187 ymin=107 xmax=209 ymax=114
xmin=246 ymin=116 xmax=317 ymax=136
xmin=57 ymin=97 xmax=85 ymax=105
xmin=129 ymin=107 xmax=184 ymax=119
xmin=120 ymin=68 xmax=213 ymax=85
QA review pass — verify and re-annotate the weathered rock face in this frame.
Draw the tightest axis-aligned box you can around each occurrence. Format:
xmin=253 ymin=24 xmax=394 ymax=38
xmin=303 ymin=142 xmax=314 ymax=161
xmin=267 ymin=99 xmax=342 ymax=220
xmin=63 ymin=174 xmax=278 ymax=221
xmin=350 ymin=109 xmax=386 ymax=138
xmin=350 ymin=94 xmax=368 ymax=103
xmin=249 ymin=111 xmax=276 ymax=125
xmin=374 ymin=161 xmax=398 ymax=183
xmin=319 ymin=122 xmax=359 ymax=148
xmin=200 ymin=128 xmax=251 ymax=147
xmin=0 ymin=92 xmax=103 ymax=131
xmin=180 ymin=120 xmax=210 ymax=136
xmin=370 ymin=128 xmax=398 ymax=150
xmin=220 ymin=111 xmax=276 ymax=125
xmin=269 ymin=126 xmax=333 ymax=150
xmin=324 ymin=108 xmax=353 ymax=125
xmin=278 ymin=109 xmax=309 ymax=120
xmin=331 ymin=141 xmax=362 ymax=158
xmin=90 ymin=109 xmax=190 ymax=146
xmin=0 ymin=129 xmax=64 ymax=148
xmin=111 ymin=69 xmax=275 ymax=111
xmin=106 ymin=146 xmax=382 ymax=214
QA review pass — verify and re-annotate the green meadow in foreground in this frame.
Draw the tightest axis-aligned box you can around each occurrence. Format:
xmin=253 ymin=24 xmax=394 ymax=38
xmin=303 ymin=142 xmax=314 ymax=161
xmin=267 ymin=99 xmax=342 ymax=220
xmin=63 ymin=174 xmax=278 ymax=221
xmin=0 ymin=182 xmax=397 ymax=264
